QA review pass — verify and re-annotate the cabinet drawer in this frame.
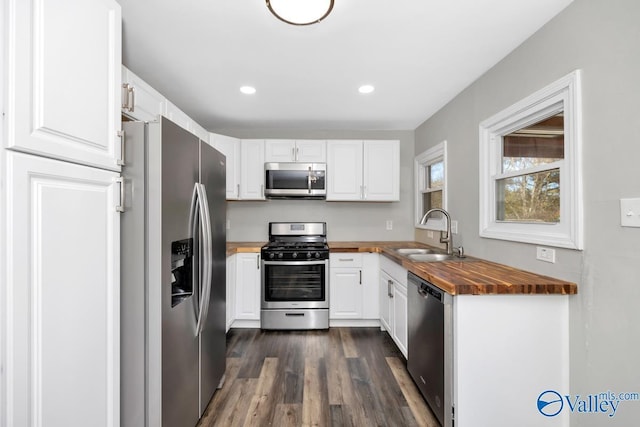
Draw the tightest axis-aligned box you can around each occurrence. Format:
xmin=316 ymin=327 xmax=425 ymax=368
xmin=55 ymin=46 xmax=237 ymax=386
xmin=330 ymin=253 xmax=363 ymax=268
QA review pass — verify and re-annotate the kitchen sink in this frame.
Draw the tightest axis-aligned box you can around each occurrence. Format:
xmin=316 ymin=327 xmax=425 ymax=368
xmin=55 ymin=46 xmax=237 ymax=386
xmin=394 ymin=248 xmax=442 ymax=255
xmin=408 ymin=253 xmax=468 ymax=262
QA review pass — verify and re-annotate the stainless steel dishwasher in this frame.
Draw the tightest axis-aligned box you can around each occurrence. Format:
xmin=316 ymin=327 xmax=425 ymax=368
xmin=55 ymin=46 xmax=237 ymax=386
xmin=407 ymin=272 xmax=454 ymax=426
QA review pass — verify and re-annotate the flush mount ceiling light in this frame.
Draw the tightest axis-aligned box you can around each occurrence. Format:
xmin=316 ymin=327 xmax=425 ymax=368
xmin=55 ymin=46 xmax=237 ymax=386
xmin=266 ymin=0 xmax=334 ymax=26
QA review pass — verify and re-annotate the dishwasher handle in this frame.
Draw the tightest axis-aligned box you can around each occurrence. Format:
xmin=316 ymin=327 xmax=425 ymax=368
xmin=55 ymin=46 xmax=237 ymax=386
xmin=418 ymin=282 xmax=443 ymax=302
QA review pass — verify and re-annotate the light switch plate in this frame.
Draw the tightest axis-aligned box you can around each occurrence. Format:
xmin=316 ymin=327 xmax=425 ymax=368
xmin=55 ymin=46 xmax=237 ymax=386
xmin=451 ymin=220 xmax=458 ymax=234
xmin=620 ymin=198 xmax=640 ymax=227
xmin=386 ymin=220 xmax=393 ymax=230
xmin=536 ymin=247 xmax=556 ymax=263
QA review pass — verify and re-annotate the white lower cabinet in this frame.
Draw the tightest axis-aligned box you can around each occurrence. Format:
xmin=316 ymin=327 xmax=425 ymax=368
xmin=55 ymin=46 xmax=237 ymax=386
xmin=391 ymin=280 xmax=408 ymax=357
xmin=3 ymin=151 xmax=120 ymax=427
xmin=379 ymin=255 xmax=408 ymax=358
xmin=329 ymin=253 xmax=379 ymax=324
xmin=226 ymin=255 xmax=237 ymax=331
xmin=379 ymin=270 xmax=393 ymax=332
xmin=329 ymin=256 xmax=363 ymax=319
xmin=234 ymin=253 xmax=261 ymax=323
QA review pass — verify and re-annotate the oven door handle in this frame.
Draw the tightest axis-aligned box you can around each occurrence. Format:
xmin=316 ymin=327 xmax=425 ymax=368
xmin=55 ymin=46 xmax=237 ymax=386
xmin=263 ymin=260 xmax=328 ymax=266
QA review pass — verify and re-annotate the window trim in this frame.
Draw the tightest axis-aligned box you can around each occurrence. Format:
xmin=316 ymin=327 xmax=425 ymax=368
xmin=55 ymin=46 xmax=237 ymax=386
xmin=479 ymin=70 xmax=583 ymax=249
xmin=415 ymin=140 xmax=447 ymax=230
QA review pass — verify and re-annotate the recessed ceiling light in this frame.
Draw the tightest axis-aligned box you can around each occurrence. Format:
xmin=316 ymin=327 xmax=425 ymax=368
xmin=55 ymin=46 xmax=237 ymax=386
xmin=358 ymin=85 xmax=375 ymax=94
xmin=240 ymin=86 xmax=256 ymax=95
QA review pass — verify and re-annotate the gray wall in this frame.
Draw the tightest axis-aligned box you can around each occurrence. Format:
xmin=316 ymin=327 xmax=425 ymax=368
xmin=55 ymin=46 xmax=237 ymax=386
xmin=414 ymin=0 xmax=640 ymax=425
xmin=217 ymin=129 xmax=415 ymax=242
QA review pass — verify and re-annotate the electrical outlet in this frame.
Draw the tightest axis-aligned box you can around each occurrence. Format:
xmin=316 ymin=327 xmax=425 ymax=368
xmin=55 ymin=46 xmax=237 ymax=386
xmin=536 ymin=246 xmax=556 ymax=263
xmin=620 ymin=198 xmax=640 ymax=227
xmin=226 ymin=219 xmax=231 ymax=230
xmin=451 ymin=220 xmax=458 ymax=234
xmin=386 ymin=220 xmax=393 ymax=230
xmin=427 ymin=230 xmax=434 ymax=239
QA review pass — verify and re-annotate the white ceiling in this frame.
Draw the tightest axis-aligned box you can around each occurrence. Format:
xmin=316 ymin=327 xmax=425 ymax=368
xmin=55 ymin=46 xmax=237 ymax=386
xmin=117 ymin=0 xmax=573 ymax=131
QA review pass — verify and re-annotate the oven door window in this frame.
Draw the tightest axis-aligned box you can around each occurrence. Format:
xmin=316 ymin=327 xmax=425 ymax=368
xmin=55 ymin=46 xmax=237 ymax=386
xmin=264 ymin=263 xmax=326 ymax=301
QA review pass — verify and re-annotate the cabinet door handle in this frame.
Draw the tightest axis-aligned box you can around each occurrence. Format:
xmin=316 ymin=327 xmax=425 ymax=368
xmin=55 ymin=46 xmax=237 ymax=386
xmin=128 ymin=85 xmax=135 ymax=112
xmin=121 ymin=83 xmax=129 ymax=109
xmin=388 ymin=280 xmax=393 ymax=298
xmin=115 ymin=177 xmax=125 ymax=212
xmin=338 ymin=258 xmax=354 ymax=262
xmin=117 ymin=130 xmax=125 ymax=166
xmin=257 ymin=254 xmax=260 ymax=270
xmin=359 ymin=270 xmax=362 ymax=284
xmin=237 ymin=184 xmax=240 ymax=197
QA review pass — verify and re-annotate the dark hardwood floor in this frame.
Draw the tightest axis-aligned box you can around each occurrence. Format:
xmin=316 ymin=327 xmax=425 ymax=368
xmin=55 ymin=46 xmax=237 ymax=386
xmin=198 ymin=328 xmax=439 ymax=427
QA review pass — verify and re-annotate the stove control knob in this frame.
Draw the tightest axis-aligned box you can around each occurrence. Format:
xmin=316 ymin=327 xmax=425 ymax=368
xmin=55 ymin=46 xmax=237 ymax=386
xmin=306 ymin=252 xmax=312 ymax=259
xmin=269 ymin=253 xmax=275 ymax=259
xmin=292 ymin=252 xmax=298 ymax=259
xmin=277 ymin=253 xmax=284 ymax=259
xmin=315 ymin=252 xmax=321 ymax=259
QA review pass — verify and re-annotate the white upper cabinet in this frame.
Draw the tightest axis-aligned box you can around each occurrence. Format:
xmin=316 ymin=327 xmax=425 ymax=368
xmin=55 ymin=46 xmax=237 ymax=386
xmin=363 ymin=140 xmax=400 ymax=201
xmin=265 ymin=139 xmax=326 ymax=163
xmin=239 ymin=139 xmax=266 ymax=200
xmin=121 ymin=66 xmax=164 ymax=122
xmin=210 ymin=133 xmax=241 ymax=200
xmin=326 ymin=140 xmax=399 ymax=201
xmin=5 ymin=0 xmax=122 ymax=171
xmin=326 ymin=140 xmax=363 ymax=200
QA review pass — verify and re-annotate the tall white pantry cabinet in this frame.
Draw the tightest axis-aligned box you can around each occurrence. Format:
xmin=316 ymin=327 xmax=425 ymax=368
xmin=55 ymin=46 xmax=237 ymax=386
xmin=1 ymin=1 xmax=122 ymax=427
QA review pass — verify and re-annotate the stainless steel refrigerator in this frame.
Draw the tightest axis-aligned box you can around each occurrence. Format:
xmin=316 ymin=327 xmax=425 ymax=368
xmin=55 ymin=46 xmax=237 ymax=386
xmin=120 ymin=117 xmax=226 ymax=427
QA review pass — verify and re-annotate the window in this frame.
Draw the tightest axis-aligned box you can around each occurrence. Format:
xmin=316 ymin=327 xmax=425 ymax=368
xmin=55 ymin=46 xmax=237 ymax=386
xmin=479 ymin=71 xmax=583 ymax=249
xmin=415 ymin=141 xmax=447 ymax=230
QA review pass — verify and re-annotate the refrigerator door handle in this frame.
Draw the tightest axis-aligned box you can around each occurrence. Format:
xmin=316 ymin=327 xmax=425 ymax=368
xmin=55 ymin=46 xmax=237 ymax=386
xmin=189 ymin=183 xmax=203 ymax=330
xmin=195 ymin=183 xmax=213 ymax=336
xmin=189 ymin=182 xmax=211 ymax=336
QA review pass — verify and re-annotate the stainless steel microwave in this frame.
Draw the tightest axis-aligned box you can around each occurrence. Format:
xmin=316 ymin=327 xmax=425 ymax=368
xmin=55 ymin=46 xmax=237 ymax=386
xmin=264 ymin=162 xmax=326 ymax=199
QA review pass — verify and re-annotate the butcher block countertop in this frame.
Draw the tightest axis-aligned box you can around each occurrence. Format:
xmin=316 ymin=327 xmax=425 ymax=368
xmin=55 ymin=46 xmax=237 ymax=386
xmin=226 ymin=242 xmax=265 ymax=256
xmin=226 ymin=241 xmax=577 ymax=296
xmin=329 ymin=241 xmax=577 ymax=296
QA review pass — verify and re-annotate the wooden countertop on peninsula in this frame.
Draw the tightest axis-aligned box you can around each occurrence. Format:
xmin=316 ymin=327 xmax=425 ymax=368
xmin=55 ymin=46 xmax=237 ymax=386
xmin=226 ymin=241 xmax=577 ymax=296
xmin=328 ymin=241 xmax=577 ymax=296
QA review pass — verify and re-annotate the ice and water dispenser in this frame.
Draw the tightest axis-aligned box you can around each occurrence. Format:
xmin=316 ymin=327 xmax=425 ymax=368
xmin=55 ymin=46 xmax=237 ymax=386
xmin=171 ymin=238 xmax=193 ymax=307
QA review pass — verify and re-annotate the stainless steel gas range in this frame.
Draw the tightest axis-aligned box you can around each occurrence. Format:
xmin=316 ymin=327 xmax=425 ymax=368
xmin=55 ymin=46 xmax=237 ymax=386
xmin=260 ymin=222 xmax=329 ymax=330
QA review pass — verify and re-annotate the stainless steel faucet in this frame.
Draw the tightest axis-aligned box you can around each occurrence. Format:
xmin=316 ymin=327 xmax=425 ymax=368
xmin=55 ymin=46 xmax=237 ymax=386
xmin=420 ymin=208 xmax=452 ymax=255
